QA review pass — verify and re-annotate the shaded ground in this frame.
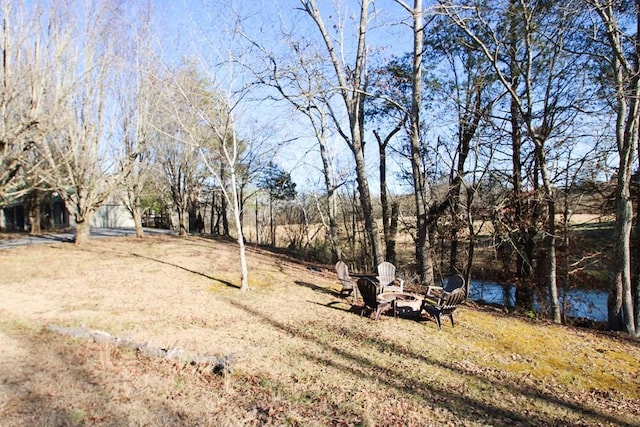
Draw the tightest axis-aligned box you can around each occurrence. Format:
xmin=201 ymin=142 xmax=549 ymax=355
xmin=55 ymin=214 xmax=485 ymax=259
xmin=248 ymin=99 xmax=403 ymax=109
xmin=0 ymin=227 xmax=175 ymax=249
xmin=0 ymin=235 xmax=639 ymax=426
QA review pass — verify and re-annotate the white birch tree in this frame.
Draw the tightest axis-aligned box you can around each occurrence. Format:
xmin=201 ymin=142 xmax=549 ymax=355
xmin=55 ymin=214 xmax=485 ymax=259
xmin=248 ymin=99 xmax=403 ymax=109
xmin=156 ymin=3 xmax=261 ymax=292
xmin=168 ymin=65 xmax=250 ymax=291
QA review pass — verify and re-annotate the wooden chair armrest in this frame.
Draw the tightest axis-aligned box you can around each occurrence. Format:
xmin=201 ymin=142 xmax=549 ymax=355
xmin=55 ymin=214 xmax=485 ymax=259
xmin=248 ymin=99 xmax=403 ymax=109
xmin=422 ymin=295 xmax=439 ymax=304
xmin=426 ymin=285 xmax=444 ymax=297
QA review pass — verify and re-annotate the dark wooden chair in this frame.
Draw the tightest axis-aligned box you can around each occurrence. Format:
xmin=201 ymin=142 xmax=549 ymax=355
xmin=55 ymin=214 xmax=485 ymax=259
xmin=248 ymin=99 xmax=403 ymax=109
xmin=335 ymin=261 xmax=357 ymax=300
xmin=421 ymin=287 xmax=466 ymax=329
xmin=425 ymin=274 xmax=465 ymax=300
xmin=357 ymin=277 xmax=394 ymax=320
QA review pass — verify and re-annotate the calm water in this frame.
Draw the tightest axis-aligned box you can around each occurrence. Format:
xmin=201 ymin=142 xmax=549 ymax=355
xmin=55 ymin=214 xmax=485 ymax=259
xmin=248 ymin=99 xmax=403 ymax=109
xmin=468 ymin=280 xmax=608 ymax=322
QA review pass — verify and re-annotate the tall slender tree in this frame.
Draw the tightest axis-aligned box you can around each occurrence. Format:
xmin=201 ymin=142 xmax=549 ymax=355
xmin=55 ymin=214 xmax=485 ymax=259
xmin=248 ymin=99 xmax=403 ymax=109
xmin=299 ymin=0 xmax=383 ymax=268
xmin=582 ymin=0 xmax=639 ymax=335
xmin=247 ymin=36 xmax=345 ymax=262
xmin=394 ymin=0 xmax=436 ymax=285
xmin=115 ymin=0 xmax=154 ymax=239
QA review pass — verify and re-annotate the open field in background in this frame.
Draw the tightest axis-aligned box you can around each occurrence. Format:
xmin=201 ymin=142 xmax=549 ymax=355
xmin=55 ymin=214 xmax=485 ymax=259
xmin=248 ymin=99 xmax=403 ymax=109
xmin=277 ymin=212 xmax=616 ymax=290
xmin=1 ymin=235 xmax=638 ymax=426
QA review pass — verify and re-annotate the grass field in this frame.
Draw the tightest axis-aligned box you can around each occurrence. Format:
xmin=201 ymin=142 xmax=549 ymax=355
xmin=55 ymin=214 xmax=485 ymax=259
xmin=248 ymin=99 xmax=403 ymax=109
xmin=1 ymin=234 xmax=638 ymax=426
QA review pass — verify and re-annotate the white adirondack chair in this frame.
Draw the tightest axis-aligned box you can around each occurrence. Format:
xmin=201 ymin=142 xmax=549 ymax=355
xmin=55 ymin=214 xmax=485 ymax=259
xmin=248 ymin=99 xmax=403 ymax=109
xmin=376 ymin=261 xmax=404 ymax=294
xmin=335 ymin=260 xmax=358 ymax=300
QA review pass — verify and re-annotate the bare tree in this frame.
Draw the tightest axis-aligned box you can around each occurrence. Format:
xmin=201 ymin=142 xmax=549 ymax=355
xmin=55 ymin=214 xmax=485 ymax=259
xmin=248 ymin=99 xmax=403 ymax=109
xmin=394 ymin=0 xmax=438 ymax=285
xmin=163 ymin=5 xmax=263 ymax=292
xmin=0 ymin=1 xmax=49 ymax=206
xmin=150 ymin=66 xmax=208 ymax=237
xmin=299 ymin=0 xmax=383 ymax=268
xmin=246 ymin=34 xmax=346 ymax=262
xmin=192 ymin=82 xmax=251 ymax=292
xmin=373 ymin=121 xmax=404 ymax=265
xmin=39 ymin=1 xmax=128 ymax=245
xmin=582 ymin=0 xmax=639 ymax=335
xmin=439 ymin=0 xmax=593 ymax=322
xmin=114 ymin=1 xmax=154 ymax=239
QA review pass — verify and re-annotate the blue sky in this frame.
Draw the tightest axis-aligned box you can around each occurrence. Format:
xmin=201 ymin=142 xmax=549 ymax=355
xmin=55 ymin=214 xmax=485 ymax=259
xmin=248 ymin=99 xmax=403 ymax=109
xmin=146 ymin=0 xmax=416 ymax=193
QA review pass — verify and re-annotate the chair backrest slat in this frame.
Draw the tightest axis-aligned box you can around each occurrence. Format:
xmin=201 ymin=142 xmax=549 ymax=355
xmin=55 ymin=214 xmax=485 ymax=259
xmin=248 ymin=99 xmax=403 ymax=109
xmin=441 ymin=288 xmax=466 ymax=310
xmin=444 ymin=274 xmax=465 ymax=293
xmin=377 ymin=262 xmax=396 ymax=287
xmin=335 ymin=261 xmax=349 ymax=280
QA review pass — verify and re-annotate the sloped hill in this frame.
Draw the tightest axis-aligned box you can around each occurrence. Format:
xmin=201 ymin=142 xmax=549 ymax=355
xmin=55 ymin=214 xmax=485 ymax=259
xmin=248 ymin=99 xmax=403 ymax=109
xmin=0 ymin=235 xmax=638 ymax=426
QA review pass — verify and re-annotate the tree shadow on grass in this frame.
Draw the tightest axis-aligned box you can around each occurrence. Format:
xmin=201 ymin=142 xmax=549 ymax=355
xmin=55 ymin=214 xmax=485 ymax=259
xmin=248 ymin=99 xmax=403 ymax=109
xmin=76 ymin=244 xmax=240 ymax=289
xmin=294 ymin=280 xmax=340 ymax=297
xmin=131 ymin=253 xmax=240 ymax=289
xmin=309 ymin=300 xmax=363 ymax=316
xmin=326 ymin=321 xmax=635 ymax=426
xmin=227 ymin=299 xmax=635 ymax=426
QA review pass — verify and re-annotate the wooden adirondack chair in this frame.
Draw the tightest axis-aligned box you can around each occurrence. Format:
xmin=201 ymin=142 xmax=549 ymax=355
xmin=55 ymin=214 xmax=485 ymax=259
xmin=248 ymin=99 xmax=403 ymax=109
xmin=425 ymin=274 xmax=465 ymax=300
xmin=376 ymin=261 xmax=404 ymax=293
xmin=357 ymin=277 xmax=395 ymax=320
xmin=421 ymin=287 xmax=466 ymax=329
xmin=335 ymin=260 xmax=357 ymax=300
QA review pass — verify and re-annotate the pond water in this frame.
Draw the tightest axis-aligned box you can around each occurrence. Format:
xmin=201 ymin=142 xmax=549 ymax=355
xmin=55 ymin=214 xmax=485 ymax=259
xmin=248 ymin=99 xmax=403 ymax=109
xmin=468 ymin=280 xmax=608 ymax=322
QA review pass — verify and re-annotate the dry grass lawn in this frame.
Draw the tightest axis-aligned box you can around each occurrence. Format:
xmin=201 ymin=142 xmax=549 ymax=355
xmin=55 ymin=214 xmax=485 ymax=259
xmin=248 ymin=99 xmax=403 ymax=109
xmin=0 ymin=235 xmax=639 ymax=426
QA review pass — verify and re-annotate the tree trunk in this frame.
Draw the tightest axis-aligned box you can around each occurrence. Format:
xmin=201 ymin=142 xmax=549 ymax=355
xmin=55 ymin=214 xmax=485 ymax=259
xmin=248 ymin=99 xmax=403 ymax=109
xmin=269 ymin=196 xmax=275 ymax=247
xmin=301 ymin=0 xmax=381 ymax=269
xmin=75 ymin=214 xmax=92 ymax=245
xmin=609 ymin=170 xmax=635 ymax=332
xmin=27 ymin=191 xmax=42 ymax=235
xmin=177 ymin=206 xmax=188 ymax=236
xmin=211 ymin=190 xmax=217 ymax=236
xmin=407 ymin=0 xmax=434 ymax=286
xmin=328 ymin=193 xmax=341 ymax=263
xmin=188 ymin=195 xmax=197 ymax=234
xmin=634 ymin=181 xmax=640 ymax=335
xmin=64 ymin=187 xmax=94 ymax=246
xmin=317 ymin=113 xmax=341 ymax=263
xmin=546 ymin=196 xmax=560 ymax=322
xmin=533 ymin=132 xmax=561 ymax=323
xmin=231 ymin=179 xmax=249 ymax=293
xmin=128 ymin=187 xmax=144 ymax=238
xmin=351 ymin=125 xmax=381 ymax=267
xmin=220 ymin=168 xmax=230 ymax=236
xmin=132 ymin=202 xmax=144 ymax=238
xmin=464 ymin=186 xmax=476 ymax=296
xmin=387 ymin=202 xmax=398 ymax=266
xmin=377 ymin=130 xmax=390 ymax=261
xmin=374 ymin=121 xmax=403 ymax=264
